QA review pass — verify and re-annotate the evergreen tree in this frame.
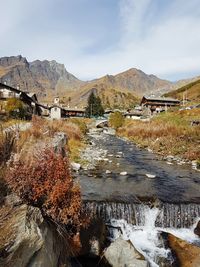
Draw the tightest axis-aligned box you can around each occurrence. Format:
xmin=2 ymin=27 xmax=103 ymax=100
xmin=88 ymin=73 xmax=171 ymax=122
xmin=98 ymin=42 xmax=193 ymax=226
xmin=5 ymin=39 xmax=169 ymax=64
xmin=85 ymin=92 xmax=104 ymax=118
xmin=96 ymin=96 xmax=104 ymax=116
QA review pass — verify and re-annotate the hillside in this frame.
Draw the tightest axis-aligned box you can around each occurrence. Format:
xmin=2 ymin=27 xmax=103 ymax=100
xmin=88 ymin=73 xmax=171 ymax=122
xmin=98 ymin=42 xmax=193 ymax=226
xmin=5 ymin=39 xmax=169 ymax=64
xmin=170 ymin=76 xmax=200 ymax=91
xmin=67 ymin=68 xmax=171 ymax=108
xmin=89 ymin=68 xmax=171 ymax=96
xmin=0 ymin=55 xmax=84 ymax=98
xmin=164 ymin=79 xmax=200 ymax=103
xmin=64 ymin=85 xmax=139 ymax=109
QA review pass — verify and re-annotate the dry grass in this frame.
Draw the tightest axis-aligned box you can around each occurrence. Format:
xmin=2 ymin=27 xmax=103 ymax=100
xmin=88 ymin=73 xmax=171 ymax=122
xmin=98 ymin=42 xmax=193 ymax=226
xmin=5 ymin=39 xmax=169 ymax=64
xmin=118 ymin=109 xmax=200 ymax=161
xmin=16 ymin=116 xmax=87 ymax=162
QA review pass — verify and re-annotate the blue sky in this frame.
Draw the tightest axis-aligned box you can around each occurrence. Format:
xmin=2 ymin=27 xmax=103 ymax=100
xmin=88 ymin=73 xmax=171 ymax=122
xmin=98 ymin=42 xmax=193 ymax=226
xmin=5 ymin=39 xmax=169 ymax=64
xmin=1 ymin=0 xmax=200 ymax=81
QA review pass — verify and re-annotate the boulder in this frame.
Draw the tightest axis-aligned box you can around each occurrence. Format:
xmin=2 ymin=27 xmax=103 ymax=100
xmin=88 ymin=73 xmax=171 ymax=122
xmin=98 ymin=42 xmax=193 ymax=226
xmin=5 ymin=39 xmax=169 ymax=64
xmin=168 ymin=233 xmax=200 ymax=267
xmin=104 ymin=238 xmax=148 ymax=267
xmin=71 ymin=162 xmax=81 ymax=171
xmin=194 ymin=220 xmax=200 ymax=237
xmin=120 ymin=171 xmax=127 ymax=176
xmin=0 ymin=194 xmax=70 ymax=267
xmin=52 ymin=132 xmax=67 ymax=157
xmin=145 ymin=173 xmax=156 ymax=178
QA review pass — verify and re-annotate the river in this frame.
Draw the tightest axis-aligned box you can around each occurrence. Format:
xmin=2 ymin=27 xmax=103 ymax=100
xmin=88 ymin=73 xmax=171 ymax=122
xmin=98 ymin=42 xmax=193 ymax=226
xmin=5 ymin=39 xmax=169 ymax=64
xmin=75 ymin=129 xmax=200 ymax=267
xmin=78 ymin=129 xmax=200 ymax=204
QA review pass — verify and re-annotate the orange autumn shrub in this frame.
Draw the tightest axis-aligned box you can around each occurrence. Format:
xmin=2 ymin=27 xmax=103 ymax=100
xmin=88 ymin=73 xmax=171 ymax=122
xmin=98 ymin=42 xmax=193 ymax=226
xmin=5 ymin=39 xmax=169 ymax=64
xmin=6 ymin=149 xmax=82 ymax=233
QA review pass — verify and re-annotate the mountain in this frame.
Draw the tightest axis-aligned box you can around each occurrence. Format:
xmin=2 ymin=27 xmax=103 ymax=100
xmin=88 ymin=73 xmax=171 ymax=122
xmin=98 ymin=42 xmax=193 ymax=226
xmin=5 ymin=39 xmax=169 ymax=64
xmin=0 ymin=55 xmax=83 ymax=98
xmin=64 ymin=68 xmax=172 ymax=108
xmin=0 ymin=56 xmax=173 ymax=108
xmin=170 ymin=76 xmax=200 ymax=91
xmin=89 ymin=68 xmax=171 ymax=96
xmin=64 ymin=85 xmax=139 ymax=109
xmin=164 ymin=79 xmax=200 ymax=103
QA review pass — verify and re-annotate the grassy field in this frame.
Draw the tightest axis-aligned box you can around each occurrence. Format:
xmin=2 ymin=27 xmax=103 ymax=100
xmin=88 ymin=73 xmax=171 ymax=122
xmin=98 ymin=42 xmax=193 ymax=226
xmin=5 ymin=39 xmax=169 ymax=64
xmin=164 ymin=79 xmax=200 ymax=104
xmin=118 ymin=109 xmax=200 ymax=162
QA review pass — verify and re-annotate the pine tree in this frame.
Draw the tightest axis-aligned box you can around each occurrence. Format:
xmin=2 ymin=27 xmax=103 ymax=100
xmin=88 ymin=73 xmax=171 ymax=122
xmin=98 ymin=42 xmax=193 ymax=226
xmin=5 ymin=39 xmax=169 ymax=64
xmin=85 ymin=92 xmax=104 ymax=118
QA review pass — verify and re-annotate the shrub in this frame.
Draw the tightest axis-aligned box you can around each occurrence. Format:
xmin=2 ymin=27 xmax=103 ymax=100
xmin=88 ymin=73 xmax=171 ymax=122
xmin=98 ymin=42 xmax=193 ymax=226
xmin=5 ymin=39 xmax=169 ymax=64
xmin=69 ymin=118 xmax=88 ymax=135
xmin=109 ymin=111 xmax=125 ymax=129
xmin=5 ymin=98 xmax=30 ymax=119
xmin=6 ymin=149 xmax=82 ymax=233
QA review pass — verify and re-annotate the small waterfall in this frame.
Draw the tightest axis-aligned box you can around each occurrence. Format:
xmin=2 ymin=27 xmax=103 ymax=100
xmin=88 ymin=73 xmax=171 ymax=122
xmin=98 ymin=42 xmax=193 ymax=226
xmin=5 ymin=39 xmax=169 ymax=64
xmin=83 ymin=201 xmax=200 ymax=228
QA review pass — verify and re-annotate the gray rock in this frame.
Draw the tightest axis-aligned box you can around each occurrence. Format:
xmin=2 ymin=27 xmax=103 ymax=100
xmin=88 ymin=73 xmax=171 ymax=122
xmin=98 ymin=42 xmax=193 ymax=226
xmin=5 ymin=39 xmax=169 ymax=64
xmin=194 ymin=220 xmax=200 ymax=237
xmin=145 ymin=173 xmax=156 ymax=178
xmin=0 ymin=56 xmax=83 ymax=96
xmin=104 ymin=238 xmax=148 ymax=267
xmin=52 ymin=132 xmax=67 ymax=156
xmin=120 ymin=171 xmax=127 ymax=176
xmin=71 ymin=162 xmax=81 ymax=171
xmin=0 ymin=194 xmax=70 ymax=267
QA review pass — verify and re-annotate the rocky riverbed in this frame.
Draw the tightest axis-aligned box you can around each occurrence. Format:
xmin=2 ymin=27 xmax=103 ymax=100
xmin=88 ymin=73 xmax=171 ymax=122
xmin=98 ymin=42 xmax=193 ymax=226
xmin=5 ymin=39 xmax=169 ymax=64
xmin=73 ymin=127 xmax=200 ymax=267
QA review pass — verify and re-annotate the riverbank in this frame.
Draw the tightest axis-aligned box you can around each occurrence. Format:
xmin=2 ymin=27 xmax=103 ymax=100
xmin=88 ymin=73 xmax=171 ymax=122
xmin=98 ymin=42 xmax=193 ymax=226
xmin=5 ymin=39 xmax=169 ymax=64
xmin=0 ymin=116 xmax=91 ymax=267
xmin=117 ymin=109 xmax=200 ymax=169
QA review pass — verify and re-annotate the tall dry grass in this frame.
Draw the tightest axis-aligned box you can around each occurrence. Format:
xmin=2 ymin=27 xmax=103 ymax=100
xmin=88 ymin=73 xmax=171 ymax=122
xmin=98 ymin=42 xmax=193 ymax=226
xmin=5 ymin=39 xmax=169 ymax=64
xmin=118 ymin=109 xmax=200 ymax=161
xmin=16 ymin=116 xmax=87 ymax=162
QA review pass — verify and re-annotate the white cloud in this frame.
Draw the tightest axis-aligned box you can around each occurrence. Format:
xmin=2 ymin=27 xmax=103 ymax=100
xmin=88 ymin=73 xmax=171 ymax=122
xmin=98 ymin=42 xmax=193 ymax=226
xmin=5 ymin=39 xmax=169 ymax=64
xmin=70 ymin=0 xmax=200 ymax=80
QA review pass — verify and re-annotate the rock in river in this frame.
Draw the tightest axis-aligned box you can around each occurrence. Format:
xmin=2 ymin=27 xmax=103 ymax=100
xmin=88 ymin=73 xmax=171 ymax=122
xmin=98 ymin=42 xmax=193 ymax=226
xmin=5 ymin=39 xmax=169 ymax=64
xmin=146 ymin=173 xmax=156 ymax=178
xmin=120 ymin=171 xmax=127 ymax=176
xmin=104 ymin=238 xmax=148 ymax=267
xmin=168 ymin=233 xmax=200 ymax=267
xmin=194 ymin=220 xmax=200 ymax=237
xmin=71 ymin=162 xmax=81 ymax=171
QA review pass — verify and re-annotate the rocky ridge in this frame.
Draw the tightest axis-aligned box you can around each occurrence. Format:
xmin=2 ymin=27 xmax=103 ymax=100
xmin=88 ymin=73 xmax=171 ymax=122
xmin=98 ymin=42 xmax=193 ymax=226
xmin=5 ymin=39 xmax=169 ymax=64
xmin=0 ymin=55 xmax=83 ymax=98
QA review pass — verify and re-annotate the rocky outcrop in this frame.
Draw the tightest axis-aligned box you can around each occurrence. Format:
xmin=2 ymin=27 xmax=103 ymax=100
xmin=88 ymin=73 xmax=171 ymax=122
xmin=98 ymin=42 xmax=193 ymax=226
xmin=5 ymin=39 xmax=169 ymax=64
xmin=0 ymin=195 xmax=70 ymax=267
xmin=168 ymin=233 xmax=200 ymax=267
xmin=52 ymin=132 xmax=68 ymax=157
xmin=103 ymin=238 xmax=148 ymax=267
xmin=0 ymin=55 xmax=83 ymax=98
xmin=194 ymin=221 xmax=200 ymax=237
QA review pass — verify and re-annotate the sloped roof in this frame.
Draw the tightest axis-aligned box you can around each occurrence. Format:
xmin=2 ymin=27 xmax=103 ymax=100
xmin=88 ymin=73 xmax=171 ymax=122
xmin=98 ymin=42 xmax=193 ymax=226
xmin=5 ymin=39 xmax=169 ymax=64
xmin=142 ymin=96 xmax=180 ymax=102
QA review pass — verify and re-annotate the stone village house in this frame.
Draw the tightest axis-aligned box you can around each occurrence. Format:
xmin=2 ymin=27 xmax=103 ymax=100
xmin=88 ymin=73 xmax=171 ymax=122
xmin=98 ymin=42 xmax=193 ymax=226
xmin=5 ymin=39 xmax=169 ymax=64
xmin=0 ymin=82 xmax=42 ymax=117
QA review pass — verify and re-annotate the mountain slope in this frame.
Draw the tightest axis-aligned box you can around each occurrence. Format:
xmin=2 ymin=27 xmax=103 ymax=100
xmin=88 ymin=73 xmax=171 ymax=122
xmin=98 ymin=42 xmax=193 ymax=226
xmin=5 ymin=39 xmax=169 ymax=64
xmin=164 ymin=79 xmax=200 ymax=103
xmin=65 ymin=85 xmax=139 ymax=109
xmin=66 ymin=68 xmax=171 ymax=108
xmin=89 ymin=68 xmax=171 ymax=96
xmin=0 ymin=55 xmax=83 ymax=98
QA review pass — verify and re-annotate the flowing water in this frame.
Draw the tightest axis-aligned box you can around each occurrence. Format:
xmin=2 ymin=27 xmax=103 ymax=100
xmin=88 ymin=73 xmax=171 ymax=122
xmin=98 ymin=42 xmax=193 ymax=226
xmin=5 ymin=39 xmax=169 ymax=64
xmin=79 ymin=130 xmax=200 ymax=203
xmin=77 ymin=129 xmax=200 ymax=266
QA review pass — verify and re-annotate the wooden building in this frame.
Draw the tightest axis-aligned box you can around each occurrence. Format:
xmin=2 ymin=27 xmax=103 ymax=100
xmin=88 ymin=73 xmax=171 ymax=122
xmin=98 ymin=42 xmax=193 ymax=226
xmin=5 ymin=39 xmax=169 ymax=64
xmin=0 ymin=82 xmax=42 ymax=116
xmin=140 ymin=96 xmax=180 ymax=113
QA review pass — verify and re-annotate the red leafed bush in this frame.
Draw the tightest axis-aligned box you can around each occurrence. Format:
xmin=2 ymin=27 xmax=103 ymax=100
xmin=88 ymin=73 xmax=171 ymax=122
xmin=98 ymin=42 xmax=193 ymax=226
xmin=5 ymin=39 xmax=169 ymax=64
xmin=6 ymin=149 xmax=82 ymax=231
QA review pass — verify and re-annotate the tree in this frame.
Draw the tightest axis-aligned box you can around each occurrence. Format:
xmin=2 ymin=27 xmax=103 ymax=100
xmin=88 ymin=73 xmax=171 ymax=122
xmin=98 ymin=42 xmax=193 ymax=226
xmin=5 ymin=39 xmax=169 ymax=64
xmin=85 ymin=92 xmax=104 ymax=117
xmin=5 ymin=98 xmax=29 ymax=119
xmin=109 ymin=111 xmax=125 ymax=129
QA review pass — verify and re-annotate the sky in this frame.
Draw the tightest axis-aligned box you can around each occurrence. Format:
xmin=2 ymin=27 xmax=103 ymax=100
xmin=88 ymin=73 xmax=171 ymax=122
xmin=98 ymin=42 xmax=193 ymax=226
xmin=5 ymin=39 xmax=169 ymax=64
xmin=1 ymin=0 xmax=200 ymax=81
